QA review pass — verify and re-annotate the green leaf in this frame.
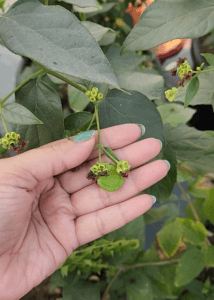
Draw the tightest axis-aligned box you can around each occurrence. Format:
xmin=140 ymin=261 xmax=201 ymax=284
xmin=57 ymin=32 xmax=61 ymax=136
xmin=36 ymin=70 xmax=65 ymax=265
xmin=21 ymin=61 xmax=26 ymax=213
xmin=157 ymin=103 xmax=196 ymax=127
xmin=64 ymin=112 xmax=93 ymax=132
xmin=184 ymin=76 xmax=200 ymax=108
xmin=68 ymin=85 xmax=90 ymax=112
xmin=57 ymin=0 xmax=99 ymax=7
xmin=11 ymin=78 xmax=64 ymax=151
xmin=102 ymin=146 xmax=120 ymax=163
xmin=105 ymin=45 xmax=146 ymax=75
xmin=0 ymin=0 xmax=120 ymax=89
xmin=212 ymin=93 xmax=214 ymax=113
xmin=1 ymin=102 xmax=43 ymax=125
xmin=74 ymin=2 xmax=115 ymax=17
xmin=177 ymin=167 xmax=193 ymax=183
xmin=174 ymin=248 xmax=205 ymax=287
xmin=143 ymin=142 xmax=177 ymax=202
xmin=126 ymin=269 xmax=154 ymax=300
xmin=0 ymin=144 xmax=7 ymax=154
xmin=60 ymin=265 xmax=69 ymax=278
xmin=117 ymin=71 xmax=164 ymax=101
xmin=157 ymin=219 xmax=182 ymax=258
xmin=203 ymin=187 xmax=214 ymax=225
xmin=81 ymin=21 xmax=116 ymax=46
xmin=177 ymin=218 xmax=207 ymax=245
xmin=186 ymin=198 xmax=208 ymax=224
xmin=202 ymin=244 xmax=214 ymax=267
xmin=164 ymin=123 xmax=213 ymax=161
xmin=121 ymin=0 xmax=214 ymax=54
xmin=98 ymin=89 xmax=165 ymax=143
xmin=63 ymin=279 xmax=100 ymax=300
xmin=175 ymin=70 xmax=214 ymax=105
xmin=97 ymin=163 xmax=124 ymax=192
xmin=144 ymin=203 xmax=180 ymax=224
xmin=201 ymin=53 xmax=214 ymax=66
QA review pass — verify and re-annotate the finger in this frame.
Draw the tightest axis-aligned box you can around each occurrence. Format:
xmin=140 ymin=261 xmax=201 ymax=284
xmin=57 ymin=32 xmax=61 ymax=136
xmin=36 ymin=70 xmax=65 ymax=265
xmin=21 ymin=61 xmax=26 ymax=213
xmin=2 ymin=132 xmax=95 ymax=189
xmin=71 ymin=159 xmax=168 ymax=218
xmin=58 ymin=137 xmax=162 ymax=194
xmin=39 ymin=124 xmax=143 ymax=160
xmin=74 ymin=194 xmax=154 ymax=246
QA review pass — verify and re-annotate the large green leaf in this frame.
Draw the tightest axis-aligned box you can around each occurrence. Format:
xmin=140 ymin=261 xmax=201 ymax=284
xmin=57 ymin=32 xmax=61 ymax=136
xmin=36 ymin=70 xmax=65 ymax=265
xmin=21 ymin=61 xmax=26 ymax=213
xmin=164 ymin=123 xmax=213 ymax=161
xmin=175 ymin=70 xmax=214 ymax=105
xmin=157 ymin=103 xmax=196 ymax=127
xmin=98 ymin=89 xmax=165 ymax=143
xmin=1 ymin=102 xmax=43 ymax=125
xmin=121 ymin=0 xmax=214 ymax=54
xmin=57 ymin=0 xmax=98 ymax=7
xmin=177 ymin=218 xmax=207 ymax=245
xmin=202 ymin=244 xmax=214 ymax=267
xmin=67 ymin=85 xmax=90 ymax=112
xmin=117 ymin=71 xmax=164 ymax=101
xmin=143 ymin=143 xmax=177 ymax=202
xmin=81 ymin=21 xmax=116 ymax=46
xmin=186 ymin=198 xmax=208 ymax=224
xmin=157 ymin=218 xmax=182 ymax=258
xmin=63 ymin=279 xmax=100 ymax=300
xmin=105 ymin=45 xmax=145 ymax=75
xmin=11 ymin=78 xmax=64 ymax=151
xmin=184 ymin=76 xmax=200 ymax=108
xmin=174 ymin=248 xmax=205 ymax=287
xmin=0 ymin=0 xmax=120 ymax=89
xmin=64 ymin=111 xmax=93 ymax=131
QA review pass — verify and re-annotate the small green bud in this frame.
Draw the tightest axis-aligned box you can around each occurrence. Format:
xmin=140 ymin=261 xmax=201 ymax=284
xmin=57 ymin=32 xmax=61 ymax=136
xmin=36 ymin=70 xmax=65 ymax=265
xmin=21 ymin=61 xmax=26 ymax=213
xmin=10 ymin=132 xmax=17 ymax=140
xmin=85 ymin=90 xmax=91 ymax=97
xmin=196 ymin=67 xmax=200 ymax=71
xmin=90 ymin=96 xmax=96 ymax=102
xmin=91 ymin=90 xmax=98 ymax=97
xmin=92 ymin=87 xmax=99 ymax=93
xmin=165 ymin=87 xmax=178 ymax=102
xmin=116 ymin=160 xmax=130 ymax=174
xmin=97 ymin=93 xmax=103 ymax=100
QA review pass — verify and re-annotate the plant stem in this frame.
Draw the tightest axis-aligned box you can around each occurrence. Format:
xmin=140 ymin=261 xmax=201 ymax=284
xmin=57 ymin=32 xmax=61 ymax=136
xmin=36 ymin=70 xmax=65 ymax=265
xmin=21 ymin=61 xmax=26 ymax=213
xmin=86 ymin=113 xmax=96 ymax=131
xmin=0 ymin=115 xmax=8 ymax=133
xmin=45 ymin=0 xmax=48 ymax=5
xmin=101 ymin=259 xmax=180 ymax=300
xmin=1 ymin=69 xmax=46 ymax=105
xmin=45 ymin=69 xmax=87 ymax=93
xmin=177 ymin=182 xmax=211 ymax=245
xmin=101 ymin=269 xmax=122 ymax=300
xmin=95 ymin=101 xmax=101 ymax=163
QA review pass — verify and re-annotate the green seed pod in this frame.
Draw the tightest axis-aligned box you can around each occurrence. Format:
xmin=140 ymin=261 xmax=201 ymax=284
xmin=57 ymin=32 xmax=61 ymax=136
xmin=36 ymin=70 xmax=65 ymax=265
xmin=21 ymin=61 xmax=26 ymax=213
xmin=85 ymin=90 xmax=91 ymax=97
xmin=91 ymin=90 xmax=98 ymax=97
xmin=97 ymin=163 xmax=125 ymax=192
xmin=92 ymin=87 xmax=99 ymax=93
xmin=9 ymin=140 xmax=16 ymax=145
xmin=97 ymin=93 xmax=103 ymax=100
xmin=90 ymin=96 xmax=96 ymax=102
xmin=165 ymin=87 xmax=178 ymax=102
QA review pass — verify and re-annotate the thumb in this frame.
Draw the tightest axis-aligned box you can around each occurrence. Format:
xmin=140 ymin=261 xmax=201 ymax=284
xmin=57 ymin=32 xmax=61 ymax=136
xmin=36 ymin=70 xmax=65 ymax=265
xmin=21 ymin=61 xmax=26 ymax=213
xmin=7 ymin=130 xmax=95 ymax=185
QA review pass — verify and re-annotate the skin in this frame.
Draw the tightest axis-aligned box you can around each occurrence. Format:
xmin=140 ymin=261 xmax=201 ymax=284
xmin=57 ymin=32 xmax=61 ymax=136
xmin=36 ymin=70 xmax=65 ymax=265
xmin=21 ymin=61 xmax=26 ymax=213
xmin=0 ymin=124 xmax=169 ymax=299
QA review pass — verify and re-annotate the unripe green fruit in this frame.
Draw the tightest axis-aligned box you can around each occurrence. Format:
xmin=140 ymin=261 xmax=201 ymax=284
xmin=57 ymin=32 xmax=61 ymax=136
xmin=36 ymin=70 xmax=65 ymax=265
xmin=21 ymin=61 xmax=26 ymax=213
xmin=92 ymin=87 xmax=99 ymax=93
xmin=97 ymin=163 xmax=124 ymax=192
xmin=5 ymin=132 xmax=11 ymax=140
xmin=90 ymin=96 xmax=96 ymax=102
xmin=85 ymin=90 xmax=91 ymax=97
xmin=2 ymin=138 xmax=9 ymax=146
xmin=91 ymin=90 xmax=98 ymax=97
xmin=10 ymin=132 xmax=17 ymax=139
xmin=97 ymin=93 xmax=103 ymax=100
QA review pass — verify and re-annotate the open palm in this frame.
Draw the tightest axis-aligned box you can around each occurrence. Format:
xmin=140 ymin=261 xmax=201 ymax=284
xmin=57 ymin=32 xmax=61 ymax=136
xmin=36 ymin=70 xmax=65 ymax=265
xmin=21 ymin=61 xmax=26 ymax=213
xmin=0 ymin=124 xmax=168 ymax=300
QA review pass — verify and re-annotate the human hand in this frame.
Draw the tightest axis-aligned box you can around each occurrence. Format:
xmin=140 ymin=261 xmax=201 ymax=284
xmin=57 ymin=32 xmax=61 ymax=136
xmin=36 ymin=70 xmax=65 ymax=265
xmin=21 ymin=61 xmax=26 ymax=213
xmin=0 ymin=124 xmax=169 ymax=300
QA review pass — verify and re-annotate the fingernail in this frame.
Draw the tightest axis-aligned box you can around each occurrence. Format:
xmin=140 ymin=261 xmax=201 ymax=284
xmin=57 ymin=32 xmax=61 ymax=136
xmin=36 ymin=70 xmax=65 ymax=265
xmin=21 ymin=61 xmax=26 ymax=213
xmin=72 ymin=130 xmax=95 ymax=142
xmin=136 ymin=124 xmax=146 ymax=136
xmin=150 ymin=195 xmax=156 ymax=205
xmin=156 ymin=139 xmax=163 ymax=150
xmin=163 ymin=160 xmax=171 ymax=171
